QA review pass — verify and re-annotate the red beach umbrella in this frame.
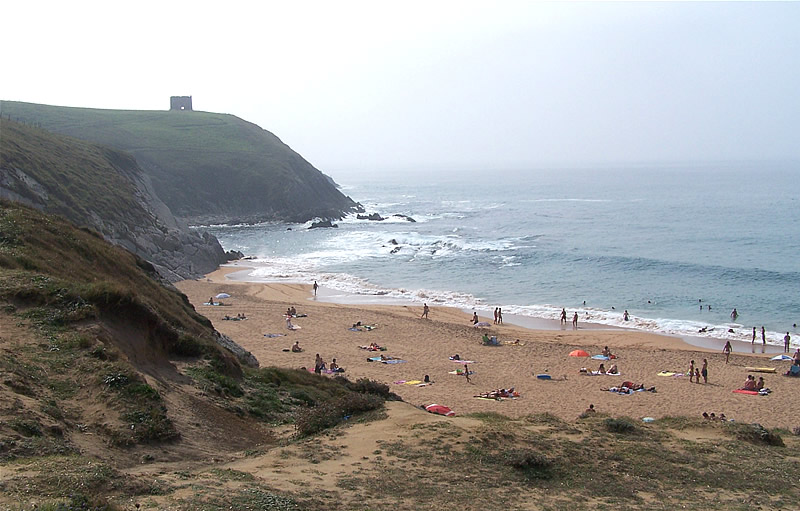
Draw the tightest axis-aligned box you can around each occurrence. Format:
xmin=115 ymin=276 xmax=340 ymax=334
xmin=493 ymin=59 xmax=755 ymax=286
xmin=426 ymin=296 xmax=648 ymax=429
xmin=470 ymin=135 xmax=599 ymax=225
xmin=569 ymin=349 xmax=590 ymax=357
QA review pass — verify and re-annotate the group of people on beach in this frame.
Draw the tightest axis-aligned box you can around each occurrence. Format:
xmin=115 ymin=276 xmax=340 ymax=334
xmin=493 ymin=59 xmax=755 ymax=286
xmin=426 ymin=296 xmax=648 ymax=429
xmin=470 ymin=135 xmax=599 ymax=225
xmin=740 ymin=374 xmax=767 ymax=392
xmin=314 ymin=353 xmax=344 ymax=374
xmin=493 ymin=308 xmax=503 ymax=324
xmin=688 ymin=359 xmax=709 ymax=383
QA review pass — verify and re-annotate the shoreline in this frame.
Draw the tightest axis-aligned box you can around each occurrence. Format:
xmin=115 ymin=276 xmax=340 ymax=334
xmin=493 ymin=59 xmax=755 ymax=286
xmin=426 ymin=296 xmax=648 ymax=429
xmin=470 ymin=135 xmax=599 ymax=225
xmin=218 ymin=262 xmax=785 ymax=355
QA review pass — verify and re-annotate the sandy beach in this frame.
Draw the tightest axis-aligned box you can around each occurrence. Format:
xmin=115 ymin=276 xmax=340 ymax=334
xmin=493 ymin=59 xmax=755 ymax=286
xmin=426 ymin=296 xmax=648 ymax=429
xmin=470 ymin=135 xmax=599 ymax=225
xmin=176 ymin=268 xmax=800 ymax=429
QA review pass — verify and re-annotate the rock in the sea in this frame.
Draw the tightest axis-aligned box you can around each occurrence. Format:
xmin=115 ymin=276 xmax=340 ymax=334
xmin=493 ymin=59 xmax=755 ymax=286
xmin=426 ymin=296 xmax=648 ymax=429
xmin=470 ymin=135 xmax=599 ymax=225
xmin=392 ymin=214 xmax=416 ymax=222
xmin=357 ymin=213 xmax=385 ymax=221
xmin=309 ymin=220 xmax=338 ymax=229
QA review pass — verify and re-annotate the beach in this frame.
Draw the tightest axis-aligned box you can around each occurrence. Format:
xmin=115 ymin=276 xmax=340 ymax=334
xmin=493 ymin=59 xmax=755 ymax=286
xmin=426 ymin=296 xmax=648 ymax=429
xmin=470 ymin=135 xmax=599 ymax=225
xmin=176 ymin=268 xmax=800 ymax=429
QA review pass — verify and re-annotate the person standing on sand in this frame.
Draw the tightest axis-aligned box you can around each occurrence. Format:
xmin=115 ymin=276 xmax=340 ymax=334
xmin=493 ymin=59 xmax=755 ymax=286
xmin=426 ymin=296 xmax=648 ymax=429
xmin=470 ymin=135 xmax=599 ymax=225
xmin=313 ymin=281 xmax=319 ymax=296
xmin=572 ymin=312 xmax=578 ymax=329
xmin=421 ymin=303 xmax=429 ymax=319
xmin=723 ymin=341 xmax=732 ymax=364
xmin=695 ymin=368 xmax=701 ymax=384
xmin=498 ymin=308 xmax=503 ymax=324
xmin=701 ymin=359 xmax=708 ymax=383
xmin=761 ymin=326 xmax=766 ymax=345
xmin=785 ymin=332 xmax=792 ymax=353
xmin=560 ymin=308 xmax=567 ymax=324
xmin=688 ymin=360 xmax=695 ymax=382
xmin=463 ymin=363 xmax=472 ymax=384
xmin=471 ymin=312 xmax=479 ymax=325
xmin=493 ymin=308 xmax=498 ymax=324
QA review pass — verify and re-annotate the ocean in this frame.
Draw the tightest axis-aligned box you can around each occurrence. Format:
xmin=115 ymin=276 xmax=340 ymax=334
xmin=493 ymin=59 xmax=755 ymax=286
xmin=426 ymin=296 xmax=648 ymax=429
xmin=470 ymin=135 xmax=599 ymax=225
xmin=199 ymin=163 xmax=800 ymax=349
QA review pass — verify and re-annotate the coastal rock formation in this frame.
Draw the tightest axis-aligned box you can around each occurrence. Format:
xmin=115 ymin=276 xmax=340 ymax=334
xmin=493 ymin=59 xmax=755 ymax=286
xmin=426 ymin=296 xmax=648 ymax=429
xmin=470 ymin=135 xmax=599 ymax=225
xmin=0 ymin=121 xmax=227 ymax=281
xmin=357 ymin=213 xmax=385 ymax=221
xmin=393 ymin=214 xmax=416 ymax=222
xmin=1 ymin=100 xmax=362 ymax=225
xmin=309 ymin=220 xmax=338 ymax=229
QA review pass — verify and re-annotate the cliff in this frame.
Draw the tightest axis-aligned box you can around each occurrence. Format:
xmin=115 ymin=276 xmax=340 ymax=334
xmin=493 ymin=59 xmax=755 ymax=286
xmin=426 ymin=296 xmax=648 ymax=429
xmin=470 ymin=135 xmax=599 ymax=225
xmin=0 ymin=121 xmax=230 ymax=281
xmin=0 ymin=101 xmax=361 ymax=224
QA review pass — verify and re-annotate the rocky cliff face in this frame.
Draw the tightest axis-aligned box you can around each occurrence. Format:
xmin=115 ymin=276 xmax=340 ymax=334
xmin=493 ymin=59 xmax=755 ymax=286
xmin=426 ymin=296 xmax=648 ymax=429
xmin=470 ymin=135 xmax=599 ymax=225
xmin=0 ymin=121 xmax=230 ymax=281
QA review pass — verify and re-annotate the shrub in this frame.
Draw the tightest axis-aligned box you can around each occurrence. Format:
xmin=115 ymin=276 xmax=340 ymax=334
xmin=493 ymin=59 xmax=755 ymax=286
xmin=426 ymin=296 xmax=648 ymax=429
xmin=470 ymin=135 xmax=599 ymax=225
xmin=340 ymin=377 xmax=401 ymax=401
xmin=498 ymin=448 xmax=553 ymax=479
xmin=295 ymin=393 xmax=383 ymax=437
xmin=169 ymin=333 xmax=206 ymax=357
xmin=605 ymin=418 xmax=636 ymax=434
xmin=10 ymin=418 xmax=43 ymax=437
xmin=729 ymin=423 xmax=784 ymax=447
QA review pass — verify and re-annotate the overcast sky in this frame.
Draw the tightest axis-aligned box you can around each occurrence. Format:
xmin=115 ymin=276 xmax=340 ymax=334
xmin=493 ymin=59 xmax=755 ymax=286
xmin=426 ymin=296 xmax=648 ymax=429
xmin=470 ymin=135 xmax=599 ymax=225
xmin=2 ymin=1 xmax=799 ymax=171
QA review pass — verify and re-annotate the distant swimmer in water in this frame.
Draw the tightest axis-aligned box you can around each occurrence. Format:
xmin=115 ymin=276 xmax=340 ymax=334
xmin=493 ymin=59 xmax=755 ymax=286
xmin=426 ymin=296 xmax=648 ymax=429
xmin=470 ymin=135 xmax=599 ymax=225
xmin=623 ymin=310 xmax=629 ymax=321
xmin=752 ymin=327 xmax=756 ymax=345
xmin=731 ymin=308 xmax=738 ymax=321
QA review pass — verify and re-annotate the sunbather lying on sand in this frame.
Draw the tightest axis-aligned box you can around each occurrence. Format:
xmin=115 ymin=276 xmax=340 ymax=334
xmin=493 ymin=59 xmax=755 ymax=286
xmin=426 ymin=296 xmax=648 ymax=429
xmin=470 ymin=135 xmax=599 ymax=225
xmin=475 ymin=388 xmax=518 ymax=400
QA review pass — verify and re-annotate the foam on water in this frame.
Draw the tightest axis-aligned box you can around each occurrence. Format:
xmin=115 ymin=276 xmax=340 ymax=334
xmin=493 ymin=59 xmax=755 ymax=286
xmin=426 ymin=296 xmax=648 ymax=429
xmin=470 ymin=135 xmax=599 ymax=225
xmin=206 ymin=164 xmax=800 ymax=350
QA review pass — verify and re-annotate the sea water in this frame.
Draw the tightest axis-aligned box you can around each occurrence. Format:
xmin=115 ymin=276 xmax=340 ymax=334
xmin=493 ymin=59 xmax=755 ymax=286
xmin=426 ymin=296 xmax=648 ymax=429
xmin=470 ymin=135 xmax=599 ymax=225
xmin=199 ymin=163 xmax=800 ymax=348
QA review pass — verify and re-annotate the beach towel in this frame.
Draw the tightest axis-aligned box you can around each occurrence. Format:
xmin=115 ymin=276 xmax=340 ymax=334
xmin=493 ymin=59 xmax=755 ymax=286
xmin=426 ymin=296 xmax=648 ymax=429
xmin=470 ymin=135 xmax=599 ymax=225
xmin=367 ymin=356 xmax=383 ymax=362
xmin=452 ymin=360 xmax=476 ymax=364
xmin=536 ymin=374 xmax=552 ymax=380
xmin=287 ymin=324 xmax=301 ymax=330
xmin=733 ymin=389 xmax=759 ymax=395
xmin=657 ymin=371 xmax=684 ymax=377
xmin=591 ymin=355 xmax=610 ymax=360
xmin=264 ymin=333 xmax=286 ymax=338
xmin=448 ymin=370 xmax=475 ymax=375
xmin=425 ymin=404 xmax=455 ymax=416
xmin=473 ymin=322 xmax=491 ymax=327
xmin=503 ymin=341 xmax=525 ymax=346
xmin=382 ymin=359 xmax=406 ymax=364
xmin=349 ymin=327 xmax=363 ymax=332
xmin=586 ymin=371 xmax=621 ymax=376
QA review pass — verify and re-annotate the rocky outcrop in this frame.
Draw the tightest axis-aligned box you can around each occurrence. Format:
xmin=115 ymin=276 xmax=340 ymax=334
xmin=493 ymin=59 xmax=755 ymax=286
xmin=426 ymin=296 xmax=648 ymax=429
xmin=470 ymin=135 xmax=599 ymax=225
xmin=0 ymin=121 xmax=228 ymax=282
xmin=358 ymin=213 xmax=385 ymax=221
xmin=393 ymin=214 xmax=416 ymax=222
xmin=214 ymin=332 xmax=259 ymax=368
xmin=309 ymin=220 xmax=338 ymax=229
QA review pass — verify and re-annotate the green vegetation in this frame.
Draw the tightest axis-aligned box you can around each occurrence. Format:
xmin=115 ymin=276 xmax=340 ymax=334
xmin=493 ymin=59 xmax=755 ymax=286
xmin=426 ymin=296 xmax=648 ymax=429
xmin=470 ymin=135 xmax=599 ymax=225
xmin=1 ymin=100 xmax=358 ymax=222
xmin=0 ymin=121 xmax=157 ymax=235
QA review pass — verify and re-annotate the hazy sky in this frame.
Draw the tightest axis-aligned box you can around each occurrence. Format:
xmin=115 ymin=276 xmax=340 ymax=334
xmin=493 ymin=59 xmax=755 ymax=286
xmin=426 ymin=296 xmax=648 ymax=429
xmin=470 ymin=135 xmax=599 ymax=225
xmin=3 ymin=1 xmax=799 ymax=171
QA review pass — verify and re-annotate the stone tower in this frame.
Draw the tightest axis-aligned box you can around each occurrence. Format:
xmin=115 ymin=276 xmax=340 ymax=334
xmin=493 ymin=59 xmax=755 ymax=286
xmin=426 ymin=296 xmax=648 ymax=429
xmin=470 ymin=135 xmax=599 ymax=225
xmin=170 ymin=96 xmax=193 ymax=111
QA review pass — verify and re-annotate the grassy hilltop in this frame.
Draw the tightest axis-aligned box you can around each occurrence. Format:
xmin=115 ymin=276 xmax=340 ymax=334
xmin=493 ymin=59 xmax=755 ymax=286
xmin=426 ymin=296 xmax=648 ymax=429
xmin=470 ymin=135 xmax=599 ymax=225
xmin=1 ymin=101 xmax=359 ymax=224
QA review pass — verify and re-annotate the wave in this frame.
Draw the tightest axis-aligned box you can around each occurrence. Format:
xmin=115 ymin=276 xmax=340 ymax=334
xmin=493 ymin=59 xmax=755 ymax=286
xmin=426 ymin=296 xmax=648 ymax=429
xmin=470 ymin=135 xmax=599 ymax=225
xmin=227 ymin=259 xmax=794 ymax=348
